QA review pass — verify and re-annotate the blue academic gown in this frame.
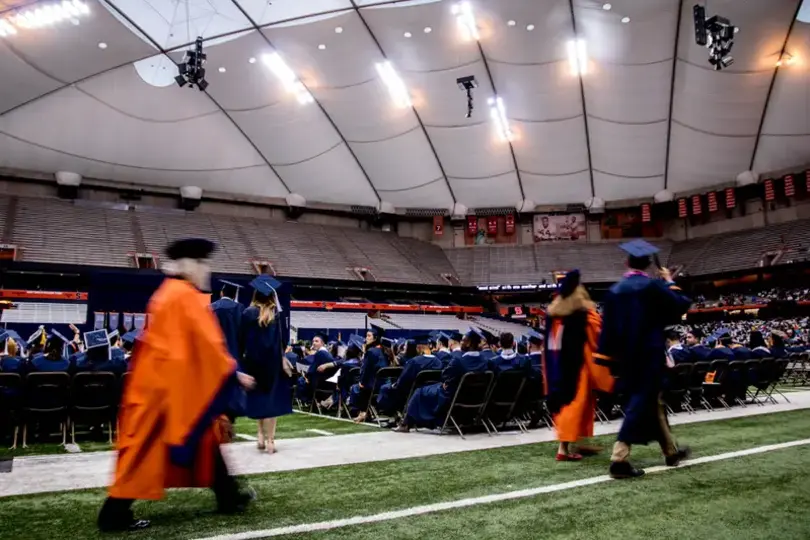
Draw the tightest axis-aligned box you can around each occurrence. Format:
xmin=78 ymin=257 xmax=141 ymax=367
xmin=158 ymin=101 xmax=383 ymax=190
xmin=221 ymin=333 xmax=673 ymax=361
xmin=240 ymin=308 xmax=292 ymax=420
xmin=450 ymin=348 xmax=463 ymax=361
xmin=377 ymin=354 xmax=444 ymax=414
xmin=404 ymin=351 xmax=491 ymax=429
xmin=297 ymin=348 xmax=335 ymax=401
xmin=336 ymin=357 xmax=362 ymax=403
xmin=211 ymin=297 xmax=244 ymax=361
xmin=349 ymin=347 xmax=388 ymax=410
xmin=480 ymin=349 xmax=496 ymax=363
xmin=688 ymin=345 xmax=712 ymax=362
xmin=730 ymin=346 xmax=752 ymax=360
xmin=597 ymin=274 xmax=692 ymax=445
xmin=750 ymin=347 xmax=771 ymax=359
xmin=74 ymin=348 xmax=127 ymax=375
xmin=668 ymin=345 xmax=691 ymax=364
xmin=434 ymin=349 xmax=452 ymax=366
xmin=709 ymin=346 xmax=735 ymax=361
xmin=492 ymin=350 xmax=531 ymax=375
xmin=0 ymin=356 xmax=27 ymax=374
xmin=30 ymin=353 xmax=71 ymax=373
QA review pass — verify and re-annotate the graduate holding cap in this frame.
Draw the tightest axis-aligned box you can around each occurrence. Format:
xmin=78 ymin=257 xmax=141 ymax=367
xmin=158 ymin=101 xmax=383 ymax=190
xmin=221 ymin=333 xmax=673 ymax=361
xmin=98 ymin=238 xmax=256 ymax=532
xmin=239 ymin=275 xmax=293 ymax=454
xmin=595 ymin=239 xmax=693 ymax=479
xmin=211 ymin=280 xmax=245 ymax=362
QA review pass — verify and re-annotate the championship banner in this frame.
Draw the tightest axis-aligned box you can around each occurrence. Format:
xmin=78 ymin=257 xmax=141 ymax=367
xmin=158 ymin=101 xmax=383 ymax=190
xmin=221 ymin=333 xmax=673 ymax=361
xmin=691 ymin=194 xmax=702 ymax=215
xmin=707 ymin=191 xmax=718 ymax=213
xmin=806 ymin=170 xmax=810 ymax=194
xmin=433 ymin=215 xmax=443 ymax=236
xmin=784 ymin=174 xmax=795 ymax=197
xmin=123 ymin=313 xmax=134 ymax=331
xmin=504 ymin=213 xmax=515 ymax=234
xmin=677 ymin=198 xmax=687 ymax=218
xmin=108 ymin=312 xmax=119 ymax=332
xmin=764 ymin=178 xmax=775 ymax=201
xmin=640 ymin=203 xmax=651 ymax=223
xmin=133 ymin=313 xmax=146 ymax=330
xmin=486 ymin=216 xmax=498 ymax=235
xmin=533 ymin=214 xmax=585 ymax=242
xmin=94 ymin=312 xmax=105 ymax=330
xmin=466 ymin=216 xmax=478 ymax=236
xmin=725 ymin=187 xmax=736 ymax=209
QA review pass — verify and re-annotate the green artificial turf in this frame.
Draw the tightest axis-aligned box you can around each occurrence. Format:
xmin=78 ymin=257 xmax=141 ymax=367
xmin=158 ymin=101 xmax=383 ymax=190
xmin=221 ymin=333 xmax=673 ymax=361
xmin=0 ymin=412 xmax=375 ymax=458
xmin=0 ymin=409 xmax=808 ymax=540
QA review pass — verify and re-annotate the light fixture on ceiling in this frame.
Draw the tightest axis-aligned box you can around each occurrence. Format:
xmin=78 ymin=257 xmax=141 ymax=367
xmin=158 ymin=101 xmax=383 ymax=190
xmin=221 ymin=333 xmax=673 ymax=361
xmin=567 ymin=38 xmax=588 ymax=76
xmin=621 ymin=16 xmax=630 ymax=23
xmin=97 ymin=42 xmax=107 ymax=49
xmin=526 ymin=24 xmax=535 ymax=31
xmin=335 ymin=26 xmax=343 ymax=34
xmin=424 ymin=26 xmax=432 ymax=33
xmin=249 ymin=57 xmax=256 ymax=64
xmin=404 ymin=31 xmax=412 ymax=38
xmin=175 ymin=37 xmax=209 ymax=91
xmin=376 ymin=61 xmax=411 ymax=108
xmin=218 ymin=67 xmax=226 ymax=73
xmin=452 ymin=1 xmax=479 ymax=41
xmin=488 ymin=96 xmax=513 ymax=142
xmin=603 ymin=3 xmax=612 ymax=10
xmin=776 ymin=53 xmax=797 ymax=67
xmin=262 ymin=52 xmax=314 ymax=105
xmin=507 ymin=20 xmax=516 ymax=27
xmin=318 ymin=44 xmax=326 ymax=50
xmin=3 ymin=0 xmax=90 ymax=33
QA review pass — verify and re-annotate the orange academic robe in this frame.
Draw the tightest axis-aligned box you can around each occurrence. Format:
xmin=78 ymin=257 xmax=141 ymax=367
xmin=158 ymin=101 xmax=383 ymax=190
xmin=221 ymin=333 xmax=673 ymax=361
xmin=545 ymin=308 xmax=614 ymax=443
xmin=109 ymin=278 xmax=237 ymax=500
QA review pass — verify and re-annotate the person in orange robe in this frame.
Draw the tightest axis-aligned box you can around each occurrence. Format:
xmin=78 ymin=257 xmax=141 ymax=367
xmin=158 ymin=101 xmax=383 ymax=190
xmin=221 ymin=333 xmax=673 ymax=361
xmin=97 ymin=238 xmax=256 ymax=532
xmin=543 ymin=270 xmax=614 ymax=461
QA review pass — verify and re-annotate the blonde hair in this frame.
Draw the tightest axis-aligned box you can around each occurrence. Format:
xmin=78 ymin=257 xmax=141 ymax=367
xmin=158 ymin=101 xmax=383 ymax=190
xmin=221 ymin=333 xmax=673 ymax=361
xmin=6 ymin=338 xmax=18 ymax=357
xmin=252 ymin=292 xmax=276 ymax=327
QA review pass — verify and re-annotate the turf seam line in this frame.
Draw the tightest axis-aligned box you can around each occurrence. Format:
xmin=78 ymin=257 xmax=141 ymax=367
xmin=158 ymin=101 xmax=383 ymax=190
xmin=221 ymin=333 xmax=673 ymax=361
xmin=193 ymin=438 xmax=810 ymax=540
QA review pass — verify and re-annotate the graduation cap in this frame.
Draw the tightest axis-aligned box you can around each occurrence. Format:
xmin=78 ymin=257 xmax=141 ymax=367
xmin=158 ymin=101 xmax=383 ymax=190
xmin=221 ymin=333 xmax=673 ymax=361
xmin=559 ymin=269 xmax=581 ymax=298
xmin=437 ymin=332 xmax=450 ymax=346
xmin=220 ymin=280 xmax=243 ymax=301
xmin=412 ymin=334 xmax=433 ymax=345
xmin=27 ymin=326 xmax=47 ymax=347
xmin=526 ymin=329 xmax=544 ymax=345
xmin=312 ymin=330 xmax=329 ymax=344
xmin=121 ymin=330 xmax=142 ymax=346
xmin=50 ymin=329 xmax=73 ymax=357
xmin=619 ymin=239 xmax=659 ymax=269
xmin=449 ymin=332 xmax=464 ymax=343
xmin=464 ymin=327 xmax=484 ymax=347
xmin=380 ymin=337 xmax=395 ymax=349
xmin=84 ymin=329 xmax=111 ymax=361
xmin=347 ymin=334 xmax=364 ymax=351
xmin=5 ymin=330 xmax=24 ymax=352
xmin=108 ymin=329 xmax=120 ymax=343
xmin=479 ymin=328 xmax=499 ymax=346
xmin=165 ymin=238 xmax=216 ymax=260
xmin=249 ymin=276 xmax=283 ymax=313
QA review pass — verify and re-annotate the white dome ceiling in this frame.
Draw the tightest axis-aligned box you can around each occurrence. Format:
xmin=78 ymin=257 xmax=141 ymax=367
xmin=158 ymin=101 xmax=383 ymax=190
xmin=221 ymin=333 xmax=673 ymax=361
xmin=0 ymin=0 xmax=808 ymax=211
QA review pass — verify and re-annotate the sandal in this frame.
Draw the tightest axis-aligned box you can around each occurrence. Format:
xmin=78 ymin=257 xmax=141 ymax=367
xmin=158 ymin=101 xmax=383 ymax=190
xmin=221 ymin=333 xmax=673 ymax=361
xmin=556 ymin=452 xmax=583 ymax=462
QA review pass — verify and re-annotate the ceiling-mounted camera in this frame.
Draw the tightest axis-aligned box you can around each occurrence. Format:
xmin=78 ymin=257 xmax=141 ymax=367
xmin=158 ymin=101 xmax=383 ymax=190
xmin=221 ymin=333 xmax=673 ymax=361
xmin=175 ymin=36 xmax=209 ymax=91
xmin=694 ymin=4 xmax=738 ymax=71
xmin=456 ymin=75 xmax=478 ymax=118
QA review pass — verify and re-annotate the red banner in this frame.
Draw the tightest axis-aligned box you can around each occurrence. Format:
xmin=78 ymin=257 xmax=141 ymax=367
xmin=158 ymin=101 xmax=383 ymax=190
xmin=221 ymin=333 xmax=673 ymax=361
xmin=725 ymin=187 xmax=736 ymax=209
xmin=466 ymin=216 xmax=478 ymax=236
xmin=677 ymin=198 xmax=687 ymax=218
xmin=504 ymin=213 xmax=515 ymax=234
xmin=764 ymin=178 xmax=775 ymax=201
xmin=640 ymin=203 xmax=651 ymax=223
xmin=806 ymin=170 xmax=810 ymax=193
xmin=486 ymin=216 xmax=498 ymax=235
xmin=785 ymin=174 xmax=795 ymax=197
xmin=0 ymin=290 xmax=88 ymax=300
xmin=433 ymin=215 xmax=443 ymax=236
xmin=707 ymin=191 xmax=718 ymax=212
xmin=691 ymin=194 xmax=702 ymax=215
xmin=289 ymin=300 xmax=483 ymax=314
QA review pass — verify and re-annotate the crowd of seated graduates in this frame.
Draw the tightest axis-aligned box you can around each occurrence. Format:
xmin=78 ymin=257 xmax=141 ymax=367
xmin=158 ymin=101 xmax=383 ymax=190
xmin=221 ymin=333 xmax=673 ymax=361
xmin=0 ymin=326 xmax=141 ymax=377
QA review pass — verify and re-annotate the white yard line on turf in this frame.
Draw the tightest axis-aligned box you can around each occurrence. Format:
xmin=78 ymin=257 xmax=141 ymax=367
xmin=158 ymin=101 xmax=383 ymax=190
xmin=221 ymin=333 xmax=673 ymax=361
xmin=195 ymin=438 xmax=810 ymax=540
xmin=292 ymin=409 xmax=381 ymax=427
xmin=306 ymin=429 xmax=334 ymax=436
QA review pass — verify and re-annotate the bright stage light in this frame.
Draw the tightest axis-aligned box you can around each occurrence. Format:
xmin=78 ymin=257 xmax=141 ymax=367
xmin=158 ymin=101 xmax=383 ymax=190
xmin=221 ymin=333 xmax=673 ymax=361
xmin=452 ymin=1 xmax=479 ymax=41
xmin=567 ymin=38 xmax=588 ymax=76
xmin=488 ymin=96 xmax=513 ymax=142
xmin=376 ymin=61 xmax=411 ymax=108
xmin=262 ymin=53 xmax=314 ymax=105
xmin=5 ymin=0 xmax=89 ymax=32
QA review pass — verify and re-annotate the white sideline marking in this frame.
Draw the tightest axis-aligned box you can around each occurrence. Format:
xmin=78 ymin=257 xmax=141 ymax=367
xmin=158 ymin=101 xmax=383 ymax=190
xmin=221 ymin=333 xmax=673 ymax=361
xmin=292 ymin=409 xmax=381 ymax=428
xmin=236 ymin=434 xmax=258 ymax=441
xmin=195 ymin=438 xmax=810 ymax=540
xmin=306 ymin=429 xmax=334 ymax=436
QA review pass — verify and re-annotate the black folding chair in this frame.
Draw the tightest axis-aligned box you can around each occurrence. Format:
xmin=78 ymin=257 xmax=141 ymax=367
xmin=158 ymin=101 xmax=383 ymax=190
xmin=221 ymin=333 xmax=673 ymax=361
xmin=403 ymin=369 xmax=443 ymax=413
xmin=440 ymin=371 xmax=494 ymax=439
xmin=744 ymin=358 xmax=765 ymax=407
xmin=365 ymin=366 xmax=403 ymax=426
xmin=723 ymin=361 xmax=749 ymax=406
xmin=338 ymin=366 xmax=361 ymax=419
xmin=0 ymin=373 xmax=23 ymax=449
xmin=309 ymin=367 xmax=339 ymax=415
xmin=481 ymin=370 xmax=527 ymax=434
xmin=22 ymin=372 xmax=71 ymax=447
xmin=663 ymin=363 xmax=692 ymax=414
xmin=765 ymin=358 xmax=791 ymax=403
xmin=707 ymin=359 xmax=730 ymax=408
xmin=514 ymin=370 xmax=552 ymax=429
xmin=71 ymin=372 xmax=119 ymax=444
xmin=687 ymin=362 xmax=713 ymax=411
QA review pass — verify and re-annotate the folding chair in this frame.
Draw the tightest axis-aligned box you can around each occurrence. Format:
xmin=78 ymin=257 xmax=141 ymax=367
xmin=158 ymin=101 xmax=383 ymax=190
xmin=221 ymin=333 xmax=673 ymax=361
xmin=514 ymin=370 xmax=552 ymax=429
xmin=744 ymin=358 xmax=765 ymax=407
xmin=750 ymin=358 xmax=780 ymax=405
xmin=309 ymin=367 xmax=339 ymax=415
xmin=687 ymin=362 xmax=713 ymax=411
xmin=707 ymin=359 xmax=730 ymax=408
xmin=439 ymin=371 xmax=494 ymax=439
xmin=22 ymin=372 xmax=71 ymax=448
xmin=364 ymin=366 xmax=403 ymax=426
xmin=663 ymin=363 xmax=692 ymax=414
xmin=71 ymin=372 xmax=118 ymax=444
xmin=402 ymin=369 xmax=443 ymax=414
xmin=338 ymin=367 xmax=361 ymax=419
xmin=481 ymin=371 xmax=527 ymax=434
xmin=765 ymin=358 xmax=791 ymax=403
xmin=723 ymin=361 xmax=749 ymax=406
xmin=0 ymin=373 xmax=23 ymax=449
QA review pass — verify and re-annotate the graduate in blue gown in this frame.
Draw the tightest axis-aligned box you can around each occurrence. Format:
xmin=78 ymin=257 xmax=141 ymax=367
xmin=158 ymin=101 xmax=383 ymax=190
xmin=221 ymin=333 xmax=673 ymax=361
xmin=748 ymin=331 xmax=771 ymax=359
xmin=595 ymin=240 xmax=692 ymax=479
xmin=240 ymin=276 xmax=292 ymax=454
xmin=665 ymin=329 xmax=691 ymax=364
xmin=75 ymin=329 xmax=128 ymax=375
xmin=0 ymin=332 xmax=27 ymax=375
xmin=377 ymin=335 xmax=444 ymax=416
xmin=395 ymin=329 xmax=491 ymax=432
xmin=479 ymin=329 xmax=499 ymax=363
xmin=491 ymin=332 xmax=530 ymax=375
xmin=708 ymin=330 xmax=736 ymax=361
xmin=211 ymin=280 xmax=245 ymax=361
xmin=296 ymin=331 xmax=336 ymax=404
xmin=349 ymin=329 xmax=391 ymax=419
xmin=685 ymin=329 xmax=712 ymax=362
xmin=433 ymin=333 xmax=453 ymax=366
xmin=30 ymin=329 xmax=72 ymax=373
xmin=334 ymin=335 xmax=365 ymax=406
xmin=448 ymin=332 xmax=464 ymax=360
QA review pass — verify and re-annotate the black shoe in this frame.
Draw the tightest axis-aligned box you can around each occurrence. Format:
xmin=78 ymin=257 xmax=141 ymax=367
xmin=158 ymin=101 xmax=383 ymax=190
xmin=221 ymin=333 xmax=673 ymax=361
xmin=665 ymin=446 xmax=692 ymax=467
xmin=217 ymin=486 xmax=257 ymax=514
xmin=609 ymin=461 xmax=645 ymax=479
xmin=99 ymin=516 xmax=151 ymax=533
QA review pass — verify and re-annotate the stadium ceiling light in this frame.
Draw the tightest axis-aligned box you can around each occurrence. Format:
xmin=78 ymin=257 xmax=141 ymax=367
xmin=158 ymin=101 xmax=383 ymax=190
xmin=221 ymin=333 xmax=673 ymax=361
xmin=567 ymin=38 xmax=588 ymax=76
xmin=376 ymin=61 xmax=411 ymax=108
xmin=248 ymin=57 xmax=256 ymax=64
xmin=404 ymin=31 xmax=412 ymax=38
xmin=4 ymin=0 xmax=89 ymax=32
xmin=602 ymin=3 xmax=612 ymax=10
xmin=507 ymin=20 xmax=516 ymax=27
xmin=262 ymin=53 xmax=314 ymax=105
xmin=218 ymin=67 xmax=226 ymax=73
xmin=335 ymin=26 xmax=343 ymax=33
xmin=488 ymin=96 xmax=513 ymax=142
xmin=452 ymin=1 xmax=479 ymax=41
xmin=621 ymin=16 xmax=630 ymax=23
xmin=424 ymin=26 xmax=432 ymax=33
xmin=526 ymin=24 xmax=535 ymax=31
xmin=97 ymin=41 xmax=107 ymax=49
xmin=318 ymin=44 xmax=326 ymax=50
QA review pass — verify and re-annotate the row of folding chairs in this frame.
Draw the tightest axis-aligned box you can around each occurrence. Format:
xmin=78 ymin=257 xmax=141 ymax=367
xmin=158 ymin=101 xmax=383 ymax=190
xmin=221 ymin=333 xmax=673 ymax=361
xmin=785 ymin=352 xmax=810 ymax=386
xmin=0 ymin=371 xmax=123 ymax=448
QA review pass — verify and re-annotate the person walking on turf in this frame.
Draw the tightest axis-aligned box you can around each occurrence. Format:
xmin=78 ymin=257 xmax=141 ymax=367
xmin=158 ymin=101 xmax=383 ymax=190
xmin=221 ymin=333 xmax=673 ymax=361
xmin=544 ymin=270 xmax=614 ymax=461
xmin=240 ymin=275 xmax=294 ymax=454
xmin=595 ymin=240 xmax=693 ymax=479
xmin=97 ymin=238 xmax=256 ymax=532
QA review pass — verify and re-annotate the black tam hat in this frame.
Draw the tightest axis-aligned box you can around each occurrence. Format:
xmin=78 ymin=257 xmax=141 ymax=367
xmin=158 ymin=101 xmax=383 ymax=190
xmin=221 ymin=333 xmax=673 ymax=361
xmin=165 ymin=238 xmax=216 ymax=260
